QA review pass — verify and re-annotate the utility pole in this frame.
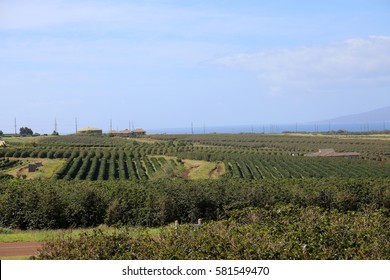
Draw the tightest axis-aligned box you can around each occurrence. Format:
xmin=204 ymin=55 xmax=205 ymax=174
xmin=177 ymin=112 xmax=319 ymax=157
xmin=14 ymin=118 xmax=17 ymax=135
xmin=191 ymin=122 xmax=194 ymax=135
xmin=110 ymin=119 xmax=112 ymax=132
xmin=54 ymin=118 xmax=57 ymax=132
xmin=75 ymin=118 xmax=78 ymax=134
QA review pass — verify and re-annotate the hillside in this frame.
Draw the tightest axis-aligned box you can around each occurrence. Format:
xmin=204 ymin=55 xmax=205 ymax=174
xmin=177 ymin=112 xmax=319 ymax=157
xmin=321 ymin=106 xmax=390 ymax=124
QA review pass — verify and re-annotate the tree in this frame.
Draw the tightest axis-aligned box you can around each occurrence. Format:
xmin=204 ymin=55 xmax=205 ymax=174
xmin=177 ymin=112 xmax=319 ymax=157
xmin=0 ymin=130 xmax=3 ymax=136
xmin=19 ymin=127 xmax=33 ymax=136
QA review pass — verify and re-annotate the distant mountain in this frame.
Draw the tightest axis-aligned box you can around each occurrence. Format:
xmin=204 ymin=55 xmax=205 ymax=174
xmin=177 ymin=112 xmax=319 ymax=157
xmin=319 ymin=106 xmax=390 ymax=124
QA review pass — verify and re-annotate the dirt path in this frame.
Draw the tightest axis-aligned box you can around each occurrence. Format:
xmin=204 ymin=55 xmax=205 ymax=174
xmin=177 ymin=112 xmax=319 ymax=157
xmin=208 ymin=163 xmax=225 ymax=179
xmin=0 ymin=242 xmax=43 ymax=258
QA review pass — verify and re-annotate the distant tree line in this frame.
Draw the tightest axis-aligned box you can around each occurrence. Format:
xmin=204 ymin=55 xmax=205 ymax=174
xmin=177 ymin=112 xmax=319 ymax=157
xmin=19 ymin=127 xmax=33 ymax=136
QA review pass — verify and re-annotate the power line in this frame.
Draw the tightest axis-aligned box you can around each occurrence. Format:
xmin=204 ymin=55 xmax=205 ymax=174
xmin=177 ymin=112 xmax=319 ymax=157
xmin=14 ymin=118 xmax=17 ymax=135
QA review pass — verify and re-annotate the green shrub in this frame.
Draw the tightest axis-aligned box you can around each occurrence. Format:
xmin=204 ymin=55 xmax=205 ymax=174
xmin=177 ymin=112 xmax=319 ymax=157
xmin=0 ymin=227 xmax=13 ymax=234
xmin=35 ymin=206 xmax=390 ymax=260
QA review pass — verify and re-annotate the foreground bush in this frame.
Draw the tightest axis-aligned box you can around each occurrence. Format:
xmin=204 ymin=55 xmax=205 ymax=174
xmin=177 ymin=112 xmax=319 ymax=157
xmin=35 ymin=206 xmax=390 ymax=260
xmin=2 ymin=177 xmax=390 ymax=229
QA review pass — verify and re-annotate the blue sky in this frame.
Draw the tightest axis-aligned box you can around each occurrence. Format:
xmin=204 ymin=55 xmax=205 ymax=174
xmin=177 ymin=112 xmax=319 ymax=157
xmin=1 ymin=0 xmax=389 ymax=133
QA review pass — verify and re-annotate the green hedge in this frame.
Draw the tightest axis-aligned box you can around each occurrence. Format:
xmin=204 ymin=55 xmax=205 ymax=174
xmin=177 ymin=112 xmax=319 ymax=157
xmin=35 ymin=206 xmax=390 ymax=260
xmin=1 ymin=178 xmax=390 ymax=230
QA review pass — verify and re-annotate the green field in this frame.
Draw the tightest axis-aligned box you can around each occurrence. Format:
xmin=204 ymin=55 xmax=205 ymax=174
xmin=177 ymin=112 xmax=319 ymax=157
xmin=0 ymin=133 xmax=390 ymax=259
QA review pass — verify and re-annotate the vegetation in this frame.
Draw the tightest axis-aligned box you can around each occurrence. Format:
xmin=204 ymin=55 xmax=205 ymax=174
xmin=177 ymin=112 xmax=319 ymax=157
xmin=19 ymin=127 xmax=33 ymax=137
xmin=1 ymin=134 xmax=390 ymax=180
xmin=0 ymin=133 xmax=390 ymax=259
xmin=35 ymin=206 xmax=390 ymax=260
xmin=1 ymin=178 xmax=389 ymax=230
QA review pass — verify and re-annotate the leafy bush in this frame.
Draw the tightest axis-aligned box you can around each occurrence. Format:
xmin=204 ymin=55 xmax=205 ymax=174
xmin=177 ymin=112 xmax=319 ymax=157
xmin=35 ymin=206 xmax=390 ymax=260
xmin=1 ymin=178 xmax=390 ymax=230
xmin=0 ymin=227 xmax=13 ymax=234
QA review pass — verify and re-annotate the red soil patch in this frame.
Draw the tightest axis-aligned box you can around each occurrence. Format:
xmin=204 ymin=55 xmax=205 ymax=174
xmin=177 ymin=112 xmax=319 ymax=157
xmin=0 ymin=242 xmax=43 ymax=258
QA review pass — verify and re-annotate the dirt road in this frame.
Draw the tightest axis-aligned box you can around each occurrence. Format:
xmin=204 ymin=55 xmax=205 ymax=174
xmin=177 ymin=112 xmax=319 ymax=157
xmin=0 ymin=242 xmax=43 ymax=258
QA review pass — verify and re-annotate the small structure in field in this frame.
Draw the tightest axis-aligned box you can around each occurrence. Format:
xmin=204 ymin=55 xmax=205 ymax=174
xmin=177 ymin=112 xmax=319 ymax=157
xmin=133 ymin=128 xmax=146 ymax=137
xmin=28 ymin=162 xmax=43 ymax=172
xmin=77 ymin=127 xmax=103 ymax=135
xmin=305 ymin=148 xmax=360 ymax=159
xmin=0 ymin=140 xmax=6 ymax=147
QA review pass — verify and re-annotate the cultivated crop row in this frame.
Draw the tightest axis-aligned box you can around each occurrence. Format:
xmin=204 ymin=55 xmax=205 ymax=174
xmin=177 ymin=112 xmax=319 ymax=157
xmin=223 ymin=156 xmax=390 ymax=179
xmin=53 ymin=151 xmax=169 ymax=180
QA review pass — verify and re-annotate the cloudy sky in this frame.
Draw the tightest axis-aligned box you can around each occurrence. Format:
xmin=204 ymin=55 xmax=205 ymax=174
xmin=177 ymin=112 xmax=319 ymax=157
xmin=1 ymin=0 xmax=389 ymax=133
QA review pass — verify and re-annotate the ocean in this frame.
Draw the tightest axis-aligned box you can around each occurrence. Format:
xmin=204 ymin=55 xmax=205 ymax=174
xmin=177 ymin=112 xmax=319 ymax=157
xmin=147 ymin=121 xmax=390 ymax=134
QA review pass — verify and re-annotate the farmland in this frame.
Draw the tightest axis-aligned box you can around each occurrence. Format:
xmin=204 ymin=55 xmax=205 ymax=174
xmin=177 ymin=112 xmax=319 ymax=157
xmin=0 ymin=133 xmax=390 ymax=259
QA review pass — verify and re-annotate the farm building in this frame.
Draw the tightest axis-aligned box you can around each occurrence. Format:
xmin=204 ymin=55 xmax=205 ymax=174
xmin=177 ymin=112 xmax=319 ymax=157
xmin=305 ymin=148 xmax=360 ymax=159
xmin=28 ymin=162 xmax=43 ymax=172
xmin=77 ymin=127 xmax=103 ymax=135
xmin=133 ymin=128 xmax=146 ymax=137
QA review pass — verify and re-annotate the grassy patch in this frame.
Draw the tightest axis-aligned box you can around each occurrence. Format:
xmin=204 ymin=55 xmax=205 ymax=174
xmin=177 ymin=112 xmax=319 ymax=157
xmin=2 ymin=136 xmax=50 ymax=145
xmin=182 ymin=160 xmax=224 ymax=180
xmin=4 ymin=158 xmax=65 ymax=179
xmin=0 ymin=226 xmax=161 ymax=243
xmin=0 ymin=228 xmax=86 ymax=243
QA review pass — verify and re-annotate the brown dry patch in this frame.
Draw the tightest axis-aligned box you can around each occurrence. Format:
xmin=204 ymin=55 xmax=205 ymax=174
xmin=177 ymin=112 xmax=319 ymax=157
xmin=208 ymin=162 xmax=225 ymax=179
xmin=0 ymin=242 xmax=43 ymax=258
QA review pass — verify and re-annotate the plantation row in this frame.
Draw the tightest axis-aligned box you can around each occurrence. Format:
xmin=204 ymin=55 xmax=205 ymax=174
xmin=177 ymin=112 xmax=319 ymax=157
xmin=4 ymin=133 xmax=390 ymax=163
xmin=150 ymin=134 xmax=390 ymax=160
xmin=6 ymin=133 xmax=390 ymax=161
xmin=0 ymin=143 xmax=293 ymax=161
xmin=223 ymin=156 xmax=390 ymax=179
xmin=54 ymin=153 xmax=175 ymax=181
xmin=1 ymin=146 xmax=390 ymax=179
xmin=0 ymin=145 xmax=181 ymax=159
xmin=0 ymin=158 xmax=19 ymax=170
xmin=1 ymin=178 xmax=390 ymax=230
xmin=174 ymin=150 xmax=390 ymax=179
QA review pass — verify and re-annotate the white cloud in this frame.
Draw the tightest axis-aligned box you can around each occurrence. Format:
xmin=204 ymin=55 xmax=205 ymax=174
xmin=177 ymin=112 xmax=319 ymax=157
xmin=215 ymin=36 xmax=390 ymax=96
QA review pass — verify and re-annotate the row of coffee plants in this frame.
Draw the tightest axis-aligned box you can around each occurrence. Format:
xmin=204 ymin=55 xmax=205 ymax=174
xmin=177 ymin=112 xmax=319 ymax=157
xmin=4 ymin=133 xmax=390 ymax=161
xmin=35 ymin=205 xmax=390 ymax=259
xmin=174 ymin=151 xmax=390 ymax=179
xmin=53 ymin=152 xmax=170 ymax=181
xmin=1 ymin=178 xmax=389 ymax=229
xmin=1 ymin=145 xmax=389 ymax=179
xmin=222 ymin=156 xmax=390 ymax=179
xmin=0 ymin=158 xmax=20 ymax=170
xmin=149 ymin=134 xmax=390 ymax=160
